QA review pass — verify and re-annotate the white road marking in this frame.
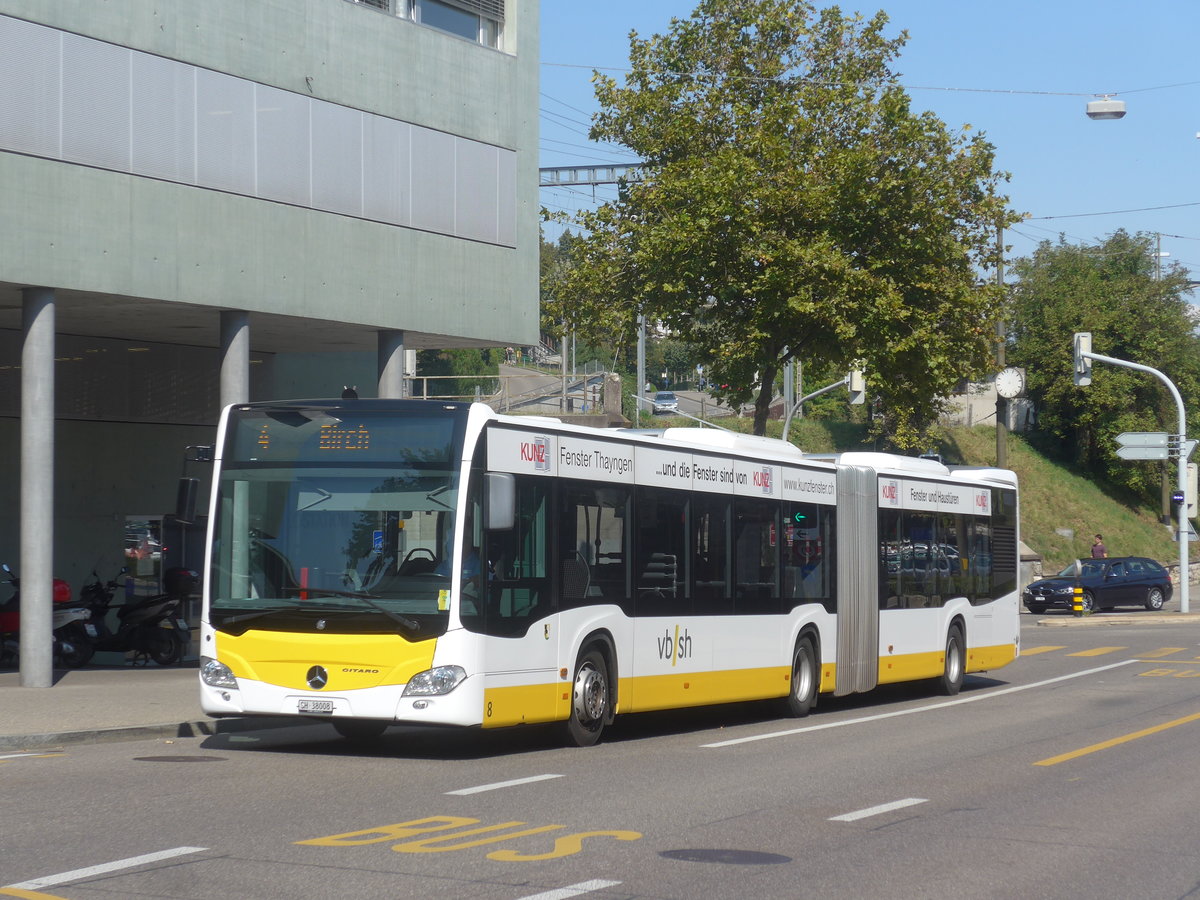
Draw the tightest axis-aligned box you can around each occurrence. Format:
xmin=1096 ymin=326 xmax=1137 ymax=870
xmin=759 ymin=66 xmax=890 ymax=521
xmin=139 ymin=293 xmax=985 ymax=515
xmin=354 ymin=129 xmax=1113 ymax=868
xmin=0 ymin=752 xmax=58 ymax=761
xmin=7 ymin=847 xmax=208 ymax=890
xmin=829 ymin=797 xmax=928 ymax=822
xmin=515 ymin=880 xmax=622 ymax=900
xmin=446 ymin=773 xmax=564 ymax=795
xmin=702 ymin=659 xmax=1139 ymax=748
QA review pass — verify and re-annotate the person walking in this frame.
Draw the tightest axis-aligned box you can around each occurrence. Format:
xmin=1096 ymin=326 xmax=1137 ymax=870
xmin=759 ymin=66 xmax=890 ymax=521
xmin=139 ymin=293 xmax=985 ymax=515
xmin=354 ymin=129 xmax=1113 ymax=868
xmin=1091 ymin=534 xmax=1108 ymax=559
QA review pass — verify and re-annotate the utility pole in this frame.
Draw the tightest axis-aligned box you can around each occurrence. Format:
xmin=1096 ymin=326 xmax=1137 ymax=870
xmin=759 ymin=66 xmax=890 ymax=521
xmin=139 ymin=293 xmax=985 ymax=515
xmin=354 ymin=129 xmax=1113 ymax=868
xmin=636 ymin=314 xmax=646 ymax=427
xmin=996 ymin=222 xmax=1007 ymax=468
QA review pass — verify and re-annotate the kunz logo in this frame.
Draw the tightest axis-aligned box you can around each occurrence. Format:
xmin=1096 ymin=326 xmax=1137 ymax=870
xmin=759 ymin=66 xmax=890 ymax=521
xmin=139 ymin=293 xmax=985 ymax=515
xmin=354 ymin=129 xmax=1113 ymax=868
xmin=753 ymin=466 xmax=773 ymax=494
xmin=519 ymin=436 xmax=551 ymax=471
xmin=306 ymin=665 xmax=328 ymax=690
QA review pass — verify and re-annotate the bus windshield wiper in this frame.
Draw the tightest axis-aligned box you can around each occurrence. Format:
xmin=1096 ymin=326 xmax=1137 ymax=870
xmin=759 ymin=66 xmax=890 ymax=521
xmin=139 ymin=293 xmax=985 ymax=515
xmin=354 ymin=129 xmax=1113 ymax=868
xmin=303 ymin=589 xmax=423 ymax=635
xmin=216 ymin=605 xmax=315 ymax=627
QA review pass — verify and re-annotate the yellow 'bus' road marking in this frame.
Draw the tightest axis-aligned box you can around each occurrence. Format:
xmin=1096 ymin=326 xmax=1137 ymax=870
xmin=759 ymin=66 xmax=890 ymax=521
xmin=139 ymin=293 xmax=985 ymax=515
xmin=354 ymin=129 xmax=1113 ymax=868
xmin=1067 ymin=646 xmax=1127 ymax=657
xmin=1140 ymin=647 xmax=1188 ymax=659
xmin=1021 ymin=646 xmax=1066 ymax=656
xmin=1 ymin=890 xmax=71 ymax=900
xmin=1034 ymin=711 xmax=1200 ymax=766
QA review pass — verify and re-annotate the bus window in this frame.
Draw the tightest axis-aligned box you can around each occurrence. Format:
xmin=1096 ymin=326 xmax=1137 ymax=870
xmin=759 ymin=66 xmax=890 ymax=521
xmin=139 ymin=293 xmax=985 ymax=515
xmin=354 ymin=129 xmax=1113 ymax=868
xmin=469 ymin=475 xmax=549 ymax=637
xmin=965 ymin=518 xmax=992 ymax=602
xmin=560 ymin=482 xmax=629 ymax=607
xmin=783 ymin=500 xmax=834 ymax=611
xmin=879 ymin=508 xmax=902 ymax=609
xmin=692 ymin=493 xmax=730 ymax=615
xmin=634 ymin=487 xmax=689 ymax=615
xmin=939 ymin=514 xmax=965 ymax=600
xmin=734 ymin=498 xmax=779 ymax=614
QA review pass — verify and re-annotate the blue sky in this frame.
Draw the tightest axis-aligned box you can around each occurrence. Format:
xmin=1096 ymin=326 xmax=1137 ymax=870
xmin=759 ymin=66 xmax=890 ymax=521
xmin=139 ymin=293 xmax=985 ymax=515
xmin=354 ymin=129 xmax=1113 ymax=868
xmin=539 ymin=0 xmax=1200 ymax=283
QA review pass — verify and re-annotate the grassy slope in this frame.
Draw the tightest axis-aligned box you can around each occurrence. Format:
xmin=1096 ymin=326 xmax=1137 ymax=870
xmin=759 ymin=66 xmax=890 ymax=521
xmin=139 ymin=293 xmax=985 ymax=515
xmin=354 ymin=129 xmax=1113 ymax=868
xmin=681 ymin=415 xmax=1179 ymax=571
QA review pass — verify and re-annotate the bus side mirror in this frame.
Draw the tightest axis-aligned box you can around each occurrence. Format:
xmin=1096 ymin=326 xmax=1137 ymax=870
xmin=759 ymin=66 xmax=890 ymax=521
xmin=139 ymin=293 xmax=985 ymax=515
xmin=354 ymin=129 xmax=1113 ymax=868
xmin=484 ymin=473 xmax=516 ymax=531
xmin=176 ymin=477 xmax=200 ymax=525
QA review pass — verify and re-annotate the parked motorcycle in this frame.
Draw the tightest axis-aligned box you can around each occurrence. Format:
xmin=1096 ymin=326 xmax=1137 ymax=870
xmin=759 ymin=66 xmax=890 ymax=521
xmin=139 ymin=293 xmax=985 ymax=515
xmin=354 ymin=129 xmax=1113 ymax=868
xmin=77 ymin=566 xmax=194 ymax=666
xmin=0 ymin=563 xmax=92 ymax=668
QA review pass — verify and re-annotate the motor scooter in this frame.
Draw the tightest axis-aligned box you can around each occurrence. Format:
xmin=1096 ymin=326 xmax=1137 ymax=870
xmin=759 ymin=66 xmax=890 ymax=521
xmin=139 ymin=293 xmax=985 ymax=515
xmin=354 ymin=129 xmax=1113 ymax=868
xmin=78 ymin=566 xmax=193 ymax=666
xmin=0 ymin=563 xmax=92 ymax=668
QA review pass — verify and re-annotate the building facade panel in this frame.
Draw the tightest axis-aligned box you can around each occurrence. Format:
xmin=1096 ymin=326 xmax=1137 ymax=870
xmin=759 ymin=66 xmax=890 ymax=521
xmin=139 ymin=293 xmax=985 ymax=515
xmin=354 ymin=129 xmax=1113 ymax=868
xmin=0 ymin=1 xmax=539 ymax=347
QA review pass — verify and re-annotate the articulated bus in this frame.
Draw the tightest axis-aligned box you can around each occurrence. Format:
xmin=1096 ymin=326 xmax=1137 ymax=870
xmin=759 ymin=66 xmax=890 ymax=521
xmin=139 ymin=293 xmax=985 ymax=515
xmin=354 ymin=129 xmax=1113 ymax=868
xmin=198 ymin=399 xmax=1020 ymax=745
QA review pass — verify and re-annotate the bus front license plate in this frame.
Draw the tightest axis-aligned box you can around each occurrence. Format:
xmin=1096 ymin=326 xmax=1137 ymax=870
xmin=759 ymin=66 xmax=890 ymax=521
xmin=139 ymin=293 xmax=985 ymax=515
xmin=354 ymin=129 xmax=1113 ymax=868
xmin=298 ymin=699 xmax=334 ymax=714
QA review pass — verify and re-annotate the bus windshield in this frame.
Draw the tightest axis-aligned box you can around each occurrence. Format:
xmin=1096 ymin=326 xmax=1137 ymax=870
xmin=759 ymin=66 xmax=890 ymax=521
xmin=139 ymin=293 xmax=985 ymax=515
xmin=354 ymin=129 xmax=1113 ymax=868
xmin=209 ymin=404 xmax=470 ymax=638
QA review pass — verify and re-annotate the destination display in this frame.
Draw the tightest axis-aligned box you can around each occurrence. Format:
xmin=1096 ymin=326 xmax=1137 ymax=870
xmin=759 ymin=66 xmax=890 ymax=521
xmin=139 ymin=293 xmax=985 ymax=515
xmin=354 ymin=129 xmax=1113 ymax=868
xmin=229 ymin=410 xmax=461 ymax=464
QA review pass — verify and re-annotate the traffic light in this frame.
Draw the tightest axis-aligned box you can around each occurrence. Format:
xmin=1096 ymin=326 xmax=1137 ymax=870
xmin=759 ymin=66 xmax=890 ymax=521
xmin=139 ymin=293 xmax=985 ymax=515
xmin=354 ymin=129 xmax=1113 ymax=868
xmin=848 ymin=369 xmax=865 ymax=405
xmin=1073 ymin=332 xmax=1092 ymax=386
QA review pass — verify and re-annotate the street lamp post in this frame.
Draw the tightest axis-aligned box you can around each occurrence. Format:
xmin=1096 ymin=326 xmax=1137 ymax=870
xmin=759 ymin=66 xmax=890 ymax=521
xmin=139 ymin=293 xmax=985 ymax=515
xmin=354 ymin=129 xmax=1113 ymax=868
xmin=1075 ymin=335 xmax=1191 ymax=613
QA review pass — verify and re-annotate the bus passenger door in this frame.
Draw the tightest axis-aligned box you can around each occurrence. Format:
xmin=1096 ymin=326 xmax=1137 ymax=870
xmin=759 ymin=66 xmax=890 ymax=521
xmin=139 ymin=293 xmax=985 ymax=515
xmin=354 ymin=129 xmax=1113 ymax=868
xmin=835 ymin=465 xmax=879 ymax=696
xmin=476 ymin=475 xmax=559 ymax=725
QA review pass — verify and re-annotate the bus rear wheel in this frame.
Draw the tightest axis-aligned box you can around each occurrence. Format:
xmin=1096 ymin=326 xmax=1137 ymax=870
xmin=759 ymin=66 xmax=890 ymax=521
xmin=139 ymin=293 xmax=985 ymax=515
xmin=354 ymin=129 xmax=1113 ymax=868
xmin=937 ymin=625 xmax=965 ymax=696
xmin=781 ymin=636 xmax=818 ymax=717
xmin=565 ymin=649 xmax=609 ymax=747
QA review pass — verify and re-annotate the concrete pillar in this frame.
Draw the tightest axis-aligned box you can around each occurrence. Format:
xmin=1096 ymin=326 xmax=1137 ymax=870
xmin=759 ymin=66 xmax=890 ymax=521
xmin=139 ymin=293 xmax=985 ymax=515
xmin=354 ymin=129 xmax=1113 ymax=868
xmin=20 ymin=287 xmax=55 ymax=687
xmin=220 ymin=310 xmax=250 ymax=409
xmin=604 ymin=373 xmax=623 ymax=417
xmin=377 ymin=330 xmax=406 ymax=399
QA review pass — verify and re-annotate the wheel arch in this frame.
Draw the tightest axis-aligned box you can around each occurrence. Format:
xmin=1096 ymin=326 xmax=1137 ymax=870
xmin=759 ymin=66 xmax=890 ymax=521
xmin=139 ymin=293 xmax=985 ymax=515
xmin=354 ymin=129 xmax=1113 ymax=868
xmin=794 ymin=622 xmax=823 ymax=681
xmin=947 ymin=612 xmax=966 ymax=644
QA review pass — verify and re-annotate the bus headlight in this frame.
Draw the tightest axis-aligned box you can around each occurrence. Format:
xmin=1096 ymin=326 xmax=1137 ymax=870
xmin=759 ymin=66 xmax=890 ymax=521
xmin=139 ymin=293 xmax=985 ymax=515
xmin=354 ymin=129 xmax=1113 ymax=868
xmin=403 ymin=665 xmax=467 ymax=696
xmin=200 ymin=656 xmax=238 ymax=689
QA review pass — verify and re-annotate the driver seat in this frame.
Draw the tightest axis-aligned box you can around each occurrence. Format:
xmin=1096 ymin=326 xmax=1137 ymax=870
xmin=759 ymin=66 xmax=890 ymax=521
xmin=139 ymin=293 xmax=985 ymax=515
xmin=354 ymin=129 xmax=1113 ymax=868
xmin=398 ymin=557 xmax=437 ymax=576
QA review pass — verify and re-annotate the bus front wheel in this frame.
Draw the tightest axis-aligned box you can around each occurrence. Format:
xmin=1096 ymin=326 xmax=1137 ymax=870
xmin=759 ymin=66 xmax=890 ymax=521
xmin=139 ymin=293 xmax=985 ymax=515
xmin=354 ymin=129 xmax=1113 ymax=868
xmin=781 ymin=636 xmax=818 ymax=717
xmin=938 ymin=625 xmax=965 ymax=696
xmin=565 ymin=649 xmax=610 ymax=747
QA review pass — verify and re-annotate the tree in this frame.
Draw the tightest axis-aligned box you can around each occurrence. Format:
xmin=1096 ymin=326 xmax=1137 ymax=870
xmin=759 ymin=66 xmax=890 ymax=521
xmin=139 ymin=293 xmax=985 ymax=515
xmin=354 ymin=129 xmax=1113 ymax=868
xmin=548 ymin=0 xmax=1017 ymax=442
xmin=1007 ymin=230 xmax=1200 ymax=499
xmin=542 ymin=231 xmax=636 ymax=373
xmin=416 ymin=348 xmax=500 ymax=399
xmin=660 ymin=337 xmax=701 ymax=386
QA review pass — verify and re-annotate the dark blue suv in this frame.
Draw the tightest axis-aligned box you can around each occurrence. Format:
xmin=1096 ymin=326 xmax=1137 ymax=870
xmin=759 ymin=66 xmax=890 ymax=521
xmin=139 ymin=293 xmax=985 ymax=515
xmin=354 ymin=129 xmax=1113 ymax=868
xmin=1023 ymin=556 xmax=1172 ymax=614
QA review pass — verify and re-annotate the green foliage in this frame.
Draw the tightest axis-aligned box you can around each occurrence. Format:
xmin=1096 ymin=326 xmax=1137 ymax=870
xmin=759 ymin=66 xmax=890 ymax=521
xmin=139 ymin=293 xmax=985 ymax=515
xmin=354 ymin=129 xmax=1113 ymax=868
xmin=1007 ymin=230 xmax=1200 ymax=503
xmin=945 ymin=427 xmax=1178 ymax=571
xmin=548 ymin=0 xmax=1018 ymax=443
xmin=416 ymin=348 xmax=501 ymax=399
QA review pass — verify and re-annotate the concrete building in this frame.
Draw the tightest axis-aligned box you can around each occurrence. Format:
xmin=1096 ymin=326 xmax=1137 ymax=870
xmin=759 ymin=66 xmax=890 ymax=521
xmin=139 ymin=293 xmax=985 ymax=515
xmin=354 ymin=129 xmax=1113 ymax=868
xmin=0 ymin=0 xmax=539 ymax=682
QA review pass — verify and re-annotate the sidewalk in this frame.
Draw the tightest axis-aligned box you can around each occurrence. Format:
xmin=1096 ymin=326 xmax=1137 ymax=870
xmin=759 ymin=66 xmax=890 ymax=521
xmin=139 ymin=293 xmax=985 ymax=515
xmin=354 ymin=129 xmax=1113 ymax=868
xmin=0 ymin=662 xmax=286 ymax=751
xmin=1030 ymin=588 xmax=1200 ymax=627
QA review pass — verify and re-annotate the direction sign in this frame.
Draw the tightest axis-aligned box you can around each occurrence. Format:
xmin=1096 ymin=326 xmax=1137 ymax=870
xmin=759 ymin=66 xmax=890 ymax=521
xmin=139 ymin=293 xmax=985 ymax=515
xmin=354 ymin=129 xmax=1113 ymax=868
xmin=1116 ymin=431 xmax=1169 ymax=448
xmin=1117 ymin=446 xmax=1170 ymax=460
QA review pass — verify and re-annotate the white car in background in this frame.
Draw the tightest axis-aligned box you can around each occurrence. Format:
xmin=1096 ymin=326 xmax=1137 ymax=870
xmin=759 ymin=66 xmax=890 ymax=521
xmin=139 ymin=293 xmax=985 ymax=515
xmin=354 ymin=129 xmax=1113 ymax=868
xmin=652 ymin=391 xmax=679 ymax=414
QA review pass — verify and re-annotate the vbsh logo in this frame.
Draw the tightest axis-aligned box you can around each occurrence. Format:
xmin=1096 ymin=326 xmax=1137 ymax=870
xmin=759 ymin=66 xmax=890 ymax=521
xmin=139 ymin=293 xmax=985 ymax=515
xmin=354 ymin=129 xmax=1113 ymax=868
xmin=656 ymin=625 xmax=693 ymax=666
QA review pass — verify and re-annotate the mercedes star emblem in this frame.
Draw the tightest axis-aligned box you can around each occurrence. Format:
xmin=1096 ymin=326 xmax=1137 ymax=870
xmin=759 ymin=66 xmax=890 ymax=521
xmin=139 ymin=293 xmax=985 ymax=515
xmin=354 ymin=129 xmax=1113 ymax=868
xmin=306 ymin=665 xmax=328 ymax=690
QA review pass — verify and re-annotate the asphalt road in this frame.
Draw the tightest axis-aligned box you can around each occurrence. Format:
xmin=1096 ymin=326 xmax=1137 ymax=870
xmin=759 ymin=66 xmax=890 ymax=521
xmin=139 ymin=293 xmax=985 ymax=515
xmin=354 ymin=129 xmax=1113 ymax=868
xmin=5 ymin=614 xmax=1200 ymax=899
